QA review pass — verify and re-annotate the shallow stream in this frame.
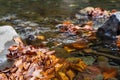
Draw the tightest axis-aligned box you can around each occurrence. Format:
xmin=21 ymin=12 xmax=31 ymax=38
xmin=0 ymin=0 xmax=120 ymax=75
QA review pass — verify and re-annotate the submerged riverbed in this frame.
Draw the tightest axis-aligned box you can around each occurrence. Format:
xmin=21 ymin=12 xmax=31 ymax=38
xmin=0 ymin=0 xmax=120 ymax=79
xmin=0 ymin=0 xmax=120 ymax=19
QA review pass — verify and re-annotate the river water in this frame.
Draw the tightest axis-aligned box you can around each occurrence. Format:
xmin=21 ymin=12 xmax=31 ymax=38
xmin=0 ymin=0 xmax=120 ymax=70
xmin=0 ymin=0 xmax=120 ymax=18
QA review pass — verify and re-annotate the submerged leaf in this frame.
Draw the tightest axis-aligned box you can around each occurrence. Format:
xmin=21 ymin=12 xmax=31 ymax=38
xmin=81 ymin=56 xmax=95 ymax=65
xmin=66 ymin=40 xmax=88 ymax=50
xmin=103 ymin=68 xmax=117 ymax=80
xmin=64 ymin=46 xmax=76 ymax=53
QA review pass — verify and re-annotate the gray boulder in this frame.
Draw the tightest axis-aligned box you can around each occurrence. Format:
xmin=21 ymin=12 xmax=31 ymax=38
xmin=0 ymin=26 xmax=19 ymax=70
xmin=0 ymin=26 xmax=19 ymax=52
xmin=97 ymin=12 xmax=120 ymax=40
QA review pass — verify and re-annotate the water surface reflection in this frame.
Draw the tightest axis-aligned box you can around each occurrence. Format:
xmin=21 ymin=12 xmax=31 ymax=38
xmin=0 ymin=0 xmax=120 ymax=18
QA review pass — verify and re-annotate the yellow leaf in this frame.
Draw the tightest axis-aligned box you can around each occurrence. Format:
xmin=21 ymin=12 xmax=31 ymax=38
xmin=71 ymin=60 xmax=87 ymax=72
xmin=36 ymin=35 xmax=45 ymax=40
xmin=69 ymin=40 xmax=88 ymax=49
xmin=66 ymin=69 xmax=75 ymax=80
xmin=37 ymin=51 xmax=42 ymax=55
xmin=52 ymin=78 xmax=59 ymax=80
xmin=76 ymin=61 xmax=87 ymax=70
xmin=58 ymin=72 xmax=69 ymax=80
xmin=64 ymin=46 xmax=75 ymax=53
xmin=55 ymin=63 xmax=63 ymax=72
xmin=72 ymin=43 xmax=87 ymax=49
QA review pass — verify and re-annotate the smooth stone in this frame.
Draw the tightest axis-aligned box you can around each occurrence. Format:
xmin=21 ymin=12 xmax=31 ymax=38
xmin=0 ymin=26 xmax=19 ymax=52
xmin=18 ymin=21 xmax=39 ymax=27
xmin=97 ymin=12 xmax=120 ymax=39
xmin=0 ymin=14 xmax=16 ymax=21
xmin=0 ymin=25 xmax=19 ymax=70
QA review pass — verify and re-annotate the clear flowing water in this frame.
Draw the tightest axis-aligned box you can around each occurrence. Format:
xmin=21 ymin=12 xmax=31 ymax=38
xmin=0 ymin=0 xmax=120 ymax=70
xmin=0 ymin=0 xmax=120 ymax=18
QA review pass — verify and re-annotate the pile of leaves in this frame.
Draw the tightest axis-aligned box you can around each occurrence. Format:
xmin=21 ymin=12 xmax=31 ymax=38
xmin=0 ymin=39 xmax=87 ymax=80
xmin=56 ymin=20 xmax=95 ymax=36
xmin=76 ymin=7 xmax=118 ymax=22
xmin=0 ymin=37 xmax=119 ymax=80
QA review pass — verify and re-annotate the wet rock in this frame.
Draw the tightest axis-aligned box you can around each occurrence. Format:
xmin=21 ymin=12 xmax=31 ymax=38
xmin=0 ymin=14 xmax=16 ymax=21
xmin=75 ymin=7 xmax=94 ymax=20
xmin=96 ymin=12 xmax=120 ymax=52
xmin=94 ymin=74 xmax=104 ymax=80
xmin=0 ymin=26 xmax=19 ymax=52
xmin=25 ymin=35 xmax=37 ymax=45
xmin=76 ymin=7 xmax=111 ymax=29
xmin=0 ymin=26 xmax=19 ymax=70
xmin=80 ymin=56 xmax=95 ymax=65
xmin=97 ymin=12 xmax=120 ymax=40
xmin=17 ymin=21 xmax=39 ymax=27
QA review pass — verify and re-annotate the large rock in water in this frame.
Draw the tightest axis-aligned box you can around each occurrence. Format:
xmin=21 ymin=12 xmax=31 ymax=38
xmin=0 ymin=26 xmax=19 ymax=70
xmin=97 ymin=12 xmax=120 ymax=41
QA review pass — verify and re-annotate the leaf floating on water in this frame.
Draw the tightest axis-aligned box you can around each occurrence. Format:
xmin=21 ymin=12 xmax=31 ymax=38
xmin=63 ymin=39 xmax=88 ymax=52
xmin=63 ymin=21 xmax=72 ymax=25
xmin=36 ymin=35 xmax=45 ymax=40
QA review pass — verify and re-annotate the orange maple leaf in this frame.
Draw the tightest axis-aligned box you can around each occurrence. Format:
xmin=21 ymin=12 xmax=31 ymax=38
xmin=63 ymin=21 xmax=72 ymax=25
xmin=103 ymin=68 xmax=117 ymax=80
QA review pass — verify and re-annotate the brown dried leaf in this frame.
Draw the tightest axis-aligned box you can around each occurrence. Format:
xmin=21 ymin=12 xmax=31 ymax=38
xmin=63 ymin=21 xmax=72 ymax=25
xmin=71 ymin=60 xmax=87 ymax=72
xmin=0 ymin=73 xmax=8 ymax=80
xmin=116 ymin=39 xmax=120 ymax=47
xmin=13 ymin=37 xmax=23 ymax=45
xmin=66 ymin=69 xmax=75 ymax=80
xmin=103 ymin=68 xmax=117 ymax=80
xmin=58 ymin=72 xmax=69 ymax=80
xmin=64 ymin=41 xmax=87 ymax=52
xmin=55 ymin=63 xmax=63 ymax=72
xmin=87 ymin=66 xmax=101 ymax=75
